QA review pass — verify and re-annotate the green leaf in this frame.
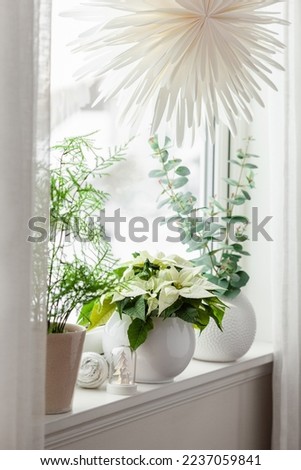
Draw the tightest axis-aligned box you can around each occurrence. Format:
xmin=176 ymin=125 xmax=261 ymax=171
xmin=231 ymin=243 xmax=244 ymax=252
xmin=164 ymin=160 xmax=180 ymax=172
xmin=193 ymin=253 xmax=216 ymax=268
xmin=149 ymin=169 xmax=166 ymax=178
xmin=224 ymin=178 xmax=240 ymax=187
xmin=205 ymin=275 xmax=229 ymax=290
xmin=246 ymin=153 xmax=260 ymax=158
xmin=230 ymin=273 xmax=241 ymax=283
xmin=164 ymin=136 xmax=172 ymax=147
xmin=121 ymin=296 xmax=146 ymax=321
xmin=222 ymin=216 xmax=249 ymax=225
xmin=195 ymin=221 xmax=205 ymax=231
xmin=149 ymin=136 xmax=159 ymax=150
xmin=203 ymin=297 xmax=227 ymax=330
xmin=213 ymin=200 xmax=226 ymax=212
xmin=161 ymin=298 xmax=183 ymax=318
xmin=89 ymin=297 xmax=116 ymax=329
xmin=222 ymin=287 xmax=241 ymax=299
xmin=244 ymin=163 xmax=258 ymax=169
xmin=236 ymin=151 xmax=245 ymax=160
xmin=235 ymin=233 xmax=249 ymax=242
xmin=113 ymin=266 xmax=128 ymax=279
xmin=186 ymin=240 xmax=205 ymax=253
xmin=176 ymin=166 xmax=191 ymax=176
xmin=127 ymin=318 xmax=154 ymax=350
xmin=159 ymin=150 xmax=169 ymax=163
xmin=172 ymin=177 xmax=189 ymax=189
xmin=229 ymin=196 xmax=246 ymax=206
xmin=77 ymin=299 xmax=95 ymax=326
xmin=218 ymin=244 xmax=240 ymax=252
xmin=242 ymin=190 xmax=251 ymax=200
xmin=159 ymin=178 xmax=170 ymax=185
xmin=230 ymin=245 xmax=250 ymax=256
xmin=229 ymin=271 xmax=250 ymax=288
xmin=193 ymin=310 xmax=211 ymax=330
xmin=176 ymin=304 xmax=199 ymax=324
xmin=207 ymin=223 xmax=226 ymax=235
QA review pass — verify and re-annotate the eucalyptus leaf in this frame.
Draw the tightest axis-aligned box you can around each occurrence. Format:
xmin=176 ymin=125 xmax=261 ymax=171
xmin=176 ymin=166 xmax=191 ymax=176
xmin=224 ymin=177 xmax=240 ymax=187
xmin=229 ymin=271 xmax=250 ymax=288
xmin=149 ymin=169 xmax=166 ymax=178
xmin=163 ymin=160 xmax=180 ymax=172
xmin=229 ymin=196 xmax=246 ymax=206
xmin=164 ymin=136 xmax=172 ymax=147
xmin=148 ymin=136 xmax=159 ymax=150
xmin=222 ymin=216 xmax=249 ymax=225
xmin=173 ymin=177 xmax=189 ymax=189
xmin=242 ymin=190 xmax=251 ymax=200
xmin=213 ymin=200 xmax=227 ymax=211
xmin=244 ymin=163 xmax=258 ymax=169
xmin=246 ymin=154 xmax=260 ymax=158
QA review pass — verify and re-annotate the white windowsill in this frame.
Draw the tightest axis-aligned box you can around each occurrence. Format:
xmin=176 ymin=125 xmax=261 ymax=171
xmin=45 ymin=341 xmax=273 ymax=448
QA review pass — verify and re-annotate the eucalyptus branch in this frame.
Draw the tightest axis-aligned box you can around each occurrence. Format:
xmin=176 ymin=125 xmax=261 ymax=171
xmin=149 ymin=136 xmax=259 ymax=299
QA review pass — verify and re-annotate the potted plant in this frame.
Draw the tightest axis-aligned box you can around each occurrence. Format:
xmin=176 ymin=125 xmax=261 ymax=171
xmin=45 ymin=133 xmax=128 ymax=413
xmin=78 ymin=251 xmax=226 ymax=383
xmin=148 ymin=135 xmax=258 ymax=361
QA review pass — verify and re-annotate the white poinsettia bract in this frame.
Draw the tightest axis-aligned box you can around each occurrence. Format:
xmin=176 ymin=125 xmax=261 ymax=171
xmin=71 ymin=0 xmax=287 ymax=145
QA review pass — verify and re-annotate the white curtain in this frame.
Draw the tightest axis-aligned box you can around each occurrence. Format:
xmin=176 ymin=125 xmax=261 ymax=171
xmin=0 ymin=0 xmax=51 ymax=449
xmin=271 ymin=0 xmax=301 ymax=450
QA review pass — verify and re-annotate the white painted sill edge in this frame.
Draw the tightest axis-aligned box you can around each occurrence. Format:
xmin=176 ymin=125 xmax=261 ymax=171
xmin=45 ymin=341 xmax=273 ymax=445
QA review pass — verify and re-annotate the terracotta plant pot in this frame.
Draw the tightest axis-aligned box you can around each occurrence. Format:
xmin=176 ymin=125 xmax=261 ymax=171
xmin=46 ymin=323 xmax=86 ymax=414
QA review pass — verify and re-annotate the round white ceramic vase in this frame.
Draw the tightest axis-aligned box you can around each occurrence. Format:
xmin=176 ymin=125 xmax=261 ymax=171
xmin=82 ymin=326 xmax=105 ymax=355
xmin=194 ymin=292 xmax=256 ymax=362
xmin=102 ymin=313 xmax=195 ymax=383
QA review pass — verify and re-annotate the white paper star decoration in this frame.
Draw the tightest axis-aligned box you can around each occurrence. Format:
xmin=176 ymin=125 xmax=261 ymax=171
xmin=69 ymin=0 xmax=287 ymax=146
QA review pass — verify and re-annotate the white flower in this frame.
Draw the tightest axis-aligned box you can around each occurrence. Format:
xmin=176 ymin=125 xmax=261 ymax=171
xmin=112 ymin=280 xmax=147 ymax=302
xmin=112 ymin=257 xmax=218 ymax=316
xmin=121 ymin=250 xmax=193 ymax=271
xmin=158 ymin=266 xmax=218 ymax=314
xmin=69 ymin=0 xmax=287 ymax=146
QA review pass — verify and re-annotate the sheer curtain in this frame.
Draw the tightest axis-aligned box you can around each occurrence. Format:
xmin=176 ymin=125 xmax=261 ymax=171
xmin=0 ymin=0 xmax=51 ymax=449
xmin=271 ymin=0 xmax=301 ymax=450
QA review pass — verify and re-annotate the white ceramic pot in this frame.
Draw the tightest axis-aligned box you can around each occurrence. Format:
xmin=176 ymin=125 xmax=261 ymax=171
xmin=193 ymin=292 xmax=256 ymax=362
xmin=82 ymin=326 xmax=105 ymax=354
xmin=135 ymin=317 xmax=196 ymax=383
xmin=101 ymin=313 xmax=131 ymax=353
xmin=102 ymin=313 xmax=195 ymax=384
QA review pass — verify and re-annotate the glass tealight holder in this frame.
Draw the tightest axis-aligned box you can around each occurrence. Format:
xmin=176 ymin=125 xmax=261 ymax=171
xmin=106 ymin=346 xmax=137 ymax=395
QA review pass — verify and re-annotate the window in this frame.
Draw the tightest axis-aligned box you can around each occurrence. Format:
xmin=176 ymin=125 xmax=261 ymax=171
xmin=51 ymin=0 xmax=224 ymax=261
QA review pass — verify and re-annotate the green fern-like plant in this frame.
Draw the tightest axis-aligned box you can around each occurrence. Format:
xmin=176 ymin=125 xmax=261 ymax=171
xmin=47 ymin=132 xmax=129 ymax=333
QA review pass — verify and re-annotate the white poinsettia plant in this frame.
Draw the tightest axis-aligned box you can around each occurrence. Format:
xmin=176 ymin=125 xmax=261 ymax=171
xmin=78 ymin=251 xmax=227 ymax=350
